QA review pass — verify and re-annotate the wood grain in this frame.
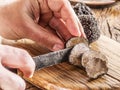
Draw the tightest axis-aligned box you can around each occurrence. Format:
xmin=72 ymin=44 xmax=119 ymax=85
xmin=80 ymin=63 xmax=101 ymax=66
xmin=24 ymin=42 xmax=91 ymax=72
xmin=92 ymin=1 xmax=120 ymax=42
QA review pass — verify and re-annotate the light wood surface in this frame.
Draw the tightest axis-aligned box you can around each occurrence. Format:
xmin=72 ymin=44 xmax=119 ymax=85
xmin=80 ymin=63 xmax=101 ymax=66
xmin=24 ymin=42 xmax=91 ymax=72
xmin=91 ymin=1 xmax=120 ymax=42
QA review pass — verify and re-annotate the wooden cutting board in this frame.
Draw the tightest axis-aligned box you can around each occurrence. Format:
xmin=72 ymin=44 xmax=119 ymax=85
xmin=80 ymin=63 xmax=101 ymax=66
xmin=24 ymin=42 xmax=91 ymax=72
xmin=2 ymin=35 xmax=120 ymax=90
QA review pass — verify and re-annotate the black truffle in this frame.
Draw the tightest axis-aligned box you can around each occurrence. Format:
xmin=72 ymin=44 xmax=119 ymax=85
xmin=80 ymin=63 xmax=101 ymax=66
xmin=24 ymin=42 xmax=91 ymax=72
xmin=73 ymin=3 xmax=100 ymax=44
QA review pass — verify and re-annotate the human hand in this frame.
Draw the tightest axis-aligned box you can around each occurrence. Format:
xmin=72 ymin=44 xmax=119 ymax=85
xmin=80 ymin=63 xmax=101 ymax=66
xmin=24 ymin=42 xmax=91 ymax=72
xmin=0 ymin=45 xmax=35 ymax=90
xmin=0 ymin=0 xmax=85 ymax=51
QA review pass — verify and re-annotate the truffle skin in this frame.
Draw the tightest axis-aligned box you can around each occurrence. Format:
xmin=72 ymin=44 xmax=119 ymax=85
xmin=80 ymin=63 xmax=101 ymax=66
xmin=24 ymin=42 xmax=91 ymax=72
xmin=82 ymin=50 xmax=108 ymax=79
xmin=73 ymin=3 xmax=93 ymax=16
xmin=73 ymin=3 xmax=100 ymax=44
xmin=78 ymin=15 xmax=100 ymax=44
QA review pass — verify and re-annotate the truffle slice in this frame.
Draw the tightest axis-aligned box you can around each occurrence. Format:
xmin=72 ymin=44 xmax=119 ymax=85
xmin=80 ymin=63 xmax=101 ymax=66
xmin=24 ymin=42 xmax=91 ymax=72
xmin=66 ymin=37 xmax=88 ymax=48
xmin=78 ymin=15 xmax=100 ymax=44
xmin=82 ymin=50 xmax=108 ymax=79
xmin=69 ymin=43 xmax=89 ymax=66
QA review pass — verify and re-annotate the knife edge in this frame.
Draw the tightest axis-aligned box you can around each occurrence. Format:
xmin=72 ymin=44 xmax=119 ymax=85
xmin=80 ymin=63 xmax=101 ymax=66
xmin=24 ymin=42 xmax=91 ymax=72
xmin=33 ymin=47 xmax=72 ymax=70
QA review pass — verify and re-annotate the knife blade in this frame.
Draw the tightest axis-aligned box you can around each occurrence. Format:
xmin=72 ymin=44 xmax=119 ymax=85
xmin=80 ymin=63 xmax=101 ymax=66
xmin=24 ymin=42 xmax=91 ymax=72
xmin=33 ymin=47 xmax=72 ymax=70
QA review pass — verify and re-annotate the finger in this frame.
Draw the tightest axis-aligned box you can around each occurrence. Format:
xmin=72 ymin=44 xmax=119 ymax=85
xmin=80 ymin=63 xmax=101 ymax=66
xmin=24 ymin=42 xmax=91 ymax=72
xmin=0 ymin=45 xmax=35 ymax=78
xmin=44 ymin=25 xmax=66 ymax=42
xmin=48 ymin=0 xmax=82 ymax=37
xmin=24 ymin=19 xmax=64 ymax=51
xmin=49 ymin=17 xmax=73 ymax=41
xmin=0 ymin=63 xmax=25 ymax=90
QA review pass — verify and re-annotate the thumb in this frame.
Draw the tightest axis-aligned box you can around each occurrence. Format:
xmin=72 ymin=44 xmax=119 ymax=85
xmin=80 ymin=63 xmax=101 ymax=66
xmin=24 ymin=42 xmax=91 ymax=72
xmin=0 ymin=63 xmax=26 ymax=90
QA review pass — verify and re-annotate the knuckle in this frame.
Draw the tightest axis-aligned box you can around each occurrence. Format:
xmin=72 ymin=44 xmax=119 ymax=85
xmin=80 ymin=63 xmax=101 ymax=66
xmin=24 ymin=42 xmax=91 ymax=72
xmin=20 ymin=49 xmax=30 ymax=59
xmin=19 ymin=50 xmax=30 ymax=63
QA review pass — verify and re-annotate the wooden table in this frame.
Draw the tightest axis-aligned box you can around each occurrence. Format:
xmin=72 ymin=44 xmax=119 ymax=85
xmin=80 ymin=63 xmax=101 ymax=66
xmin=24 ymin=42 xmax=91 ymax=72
xmin=1 ymin=1 xmax=120 ymax=90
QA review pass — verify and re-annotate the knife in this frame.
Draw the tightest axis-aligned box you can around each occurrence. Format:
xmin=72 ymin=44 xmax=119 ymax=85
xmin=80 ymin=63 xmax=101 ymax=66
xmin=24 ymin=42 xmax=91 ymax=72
xmin=33 ymin=47 xmax=72 ymax=70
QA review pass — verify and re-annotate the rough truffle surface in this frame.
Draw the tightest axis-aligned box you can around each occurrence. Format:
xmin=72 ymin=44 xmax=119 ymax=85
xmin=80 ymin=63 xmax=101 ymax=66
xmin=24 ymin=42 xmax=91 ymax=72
xmin=73 ymin=3 xmax=100 ymax=44
xmin=78 ymin=15 xmax=100 ymax=44
xmin=74 ymin=3 xmax=93 ymax=16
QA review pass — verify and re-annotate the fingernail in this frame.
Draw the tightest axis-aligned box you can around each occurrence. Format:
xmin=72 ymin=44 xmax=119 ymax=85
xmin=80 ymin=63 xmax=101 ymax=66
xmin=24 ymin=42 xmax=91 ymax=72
xmin=19 ymin=80 xmax=26 ymax=90
xmin=24 ymin=73 xmax=33 ymax=78
xmin=19 ymin=83 xmax=25 ymax=90
xmin=83 ymin=33 xmax=87 ymax=38
xmin=72 ymin=26 xmax=81 ymax=37
xmin=77 ymin=30 xmax=81 ymax=37
xmin=29 ymin=74 xmax=33 ymax=78
xmin=53 ymin=44 xmax=64 ymax=51
xmin=71 ymin=29 xmax=81 ymax=37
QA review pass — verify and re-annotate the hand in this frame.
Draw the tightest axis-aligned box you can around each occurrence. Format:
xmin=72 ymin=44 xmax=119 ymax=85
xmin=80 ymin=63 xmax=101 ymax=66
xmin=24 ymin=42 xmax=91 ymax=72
xmin=0 ymin=0 xmax=85 ymax=51
xmin=0 ymin=45 xmax=35 ymax=90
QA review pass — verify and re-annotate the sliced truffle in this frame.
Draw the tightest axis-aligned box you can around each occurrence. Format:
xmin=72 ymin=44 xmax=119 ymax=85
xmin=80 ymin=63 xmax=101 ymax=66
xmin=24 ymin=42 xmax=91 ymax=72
xmin=66 ymin=37 xmax=88 ymax=48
